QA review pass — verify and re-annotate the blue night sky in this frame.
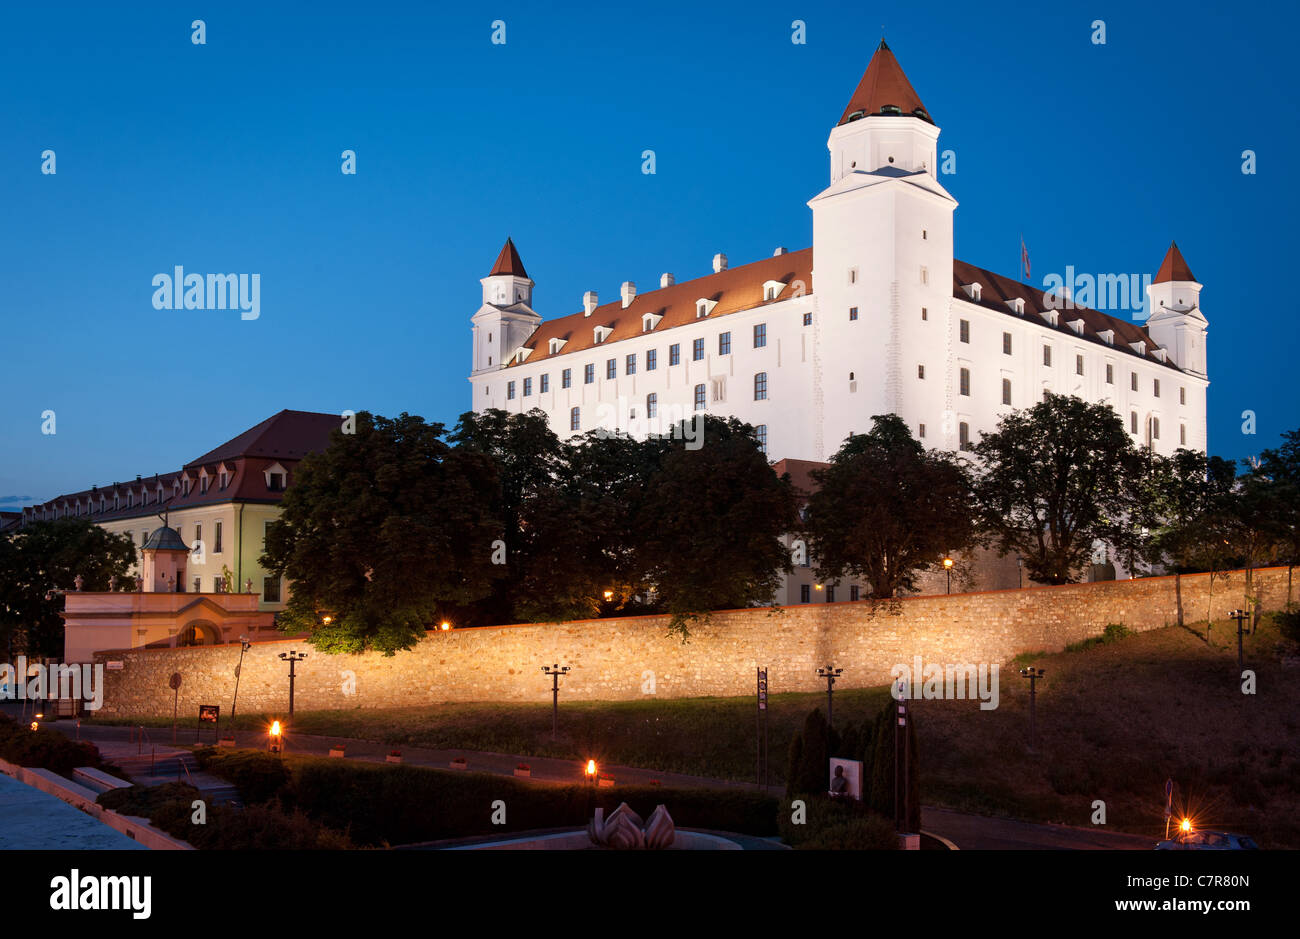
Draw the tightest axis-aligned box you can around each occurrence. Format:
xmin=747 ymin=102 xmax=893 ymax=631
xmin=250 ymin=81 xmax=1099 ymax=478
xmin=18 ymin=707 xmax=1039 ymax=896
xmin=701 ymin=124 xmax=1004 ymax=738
xmin=1 ymin=0 xmax=1296 ymax=508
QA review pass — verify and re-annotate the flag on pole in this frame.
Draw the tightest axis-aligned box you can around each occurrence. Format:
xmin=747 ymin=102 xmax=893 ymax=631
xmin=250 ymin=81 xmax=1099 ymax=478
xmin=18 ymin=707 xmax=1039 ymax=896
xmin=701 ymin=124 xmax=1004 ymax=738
xmin=1020 ymin=236 xmax=1031 ymax=281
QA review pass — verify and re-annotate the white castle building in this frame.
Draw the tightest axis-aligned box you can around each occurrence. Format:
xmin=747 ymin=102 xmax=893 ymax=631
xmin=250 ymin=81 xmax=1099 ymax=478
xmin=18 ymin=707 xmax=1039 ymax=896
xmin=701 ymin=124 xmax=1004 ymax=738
xmin=469 ymin=40 xmax=1209 ymax=466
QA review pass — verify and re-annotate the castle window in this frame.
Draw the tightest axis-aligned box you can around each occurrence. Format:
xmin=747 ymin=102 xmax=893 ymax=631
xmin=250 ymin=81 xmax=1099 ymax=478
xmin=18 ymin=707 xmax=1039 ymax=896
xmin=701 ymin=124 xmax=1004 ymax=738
xmin=647 ymin=349 xmax=657 ymax=371
xmin=1003 ymin=332 xmax=1012 ymax=355
xmin=214 ymin=521 xmax=223 ymax=554
xmin=848 ymin=268 xmax=858 ymax=285
xmin=959 ymin=422 xmax=971 ymax=451
xmin=1179 ymin=386 xmax=1185 ymax=405
xmin=263 ymin=577 xmax=282 ymax=603
xmin=959 ymin=319 xmax=969 ymax=343
xmin=606 ymin=359 xmax=616 ymax=379
xmin=1154 ymin=379 xmax=1161 ymax=398
xmin=694 ymin=384 xmax=706 ymax=411
xmin=803 ymin=313 xmax=812 ymax=326
xmin=1002 ymin=378 xmax=1012 ymax=405
xmin=1152 ymin=418 xmax=1160 ymax=440
xmin=919 ymin=423 xmax=926 ymax=438
xmin=1106 ymin=364 xmax=1114 ymax=384
xmin=562 ymin=368 xmax=572 ymax=389
xmin=570 ymin=407 xmax=581 ymax=431
xmin=921 ymin=307 xmax=928 ymax=321
xmin=918 ymin=364 xmax=925 ymax=379
xmin=507 ymin=381 xmax=516 ymax=400
xmin=1043 ymin=345 xmax=1052 ymax=367
xmin=756 ymin=424 xmax=767 ymax=454
xmin=540 ymin=374 xmax=549 ymax=393
xmin=960 ymin=368 xmax=970 ymax=396
xmin=647 ymin=393 xmax=658 ymax=418
xmin=1076 ymin=354 xmax=1084 ymax=376
xmin=849 ymin=307 xmax=858 ymax=322
xmin=755 ymin=372 xmax=768 ymax=400
xmin=1131 ymin=372 xmax=1138 ymax=392
xmin=1130 ymin=411 xmax=1138 ymax=434
xmin=669 ymin=344 xmax=681 ymax=366
xmin=584 ymin=364 xmax=594 ymax=384
xmin=801 ymin=584 xmax=810 ymax=604
xmin=523 ymin=377 xmax=532 ymax=396
xmin=692 ymin=338 xmax=704 ymax=361
xmin=626 ymin=353 xmax=636 ymax=375
xmin=1180 ymin=424 xmax=1186 ymax=445
xmin=711 ymin=377 xmax=726 ymax=403
xmin=719 ymin=331 xmax=731 ymax=355
xmin=754 ymin=323 xmax=767 ymax=348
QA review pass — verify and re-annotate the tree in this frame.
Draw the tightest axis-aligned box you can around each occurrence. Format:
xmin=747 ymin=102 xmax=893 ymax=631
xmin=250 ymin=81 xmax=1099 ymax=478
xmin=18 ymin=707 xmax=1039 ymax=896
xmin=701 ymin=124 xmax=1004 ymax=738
xmin=262 ymin=411 xmax=502 ymax=654
xmin=0 ymin=520 xmax=136 ymax=658
xmin=447 ymin=408 xmax=566 ymax=625
xmin=805 ymin=414 xmax=975 ymax=598
xmin=513 ymin=430 xmax=667 ymax=623
xmin=973 ymin=393 xmax=1141 ymax=585
xmin=635 ymin=417 xmax=797 ymax=638
xmin=1256 ymin=430 xmax=1300 ymax=607
xmin=867 ymin=695 xmax=920 ymax=831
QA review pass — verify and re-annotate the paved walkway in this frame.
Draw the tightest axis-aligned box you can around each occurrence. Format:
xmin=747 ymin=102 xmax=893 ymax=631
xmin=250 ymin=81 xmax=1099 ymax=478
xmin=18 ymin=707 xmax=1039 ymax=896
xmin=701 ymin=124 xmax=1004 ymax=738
xmin=0 ymin=772 xmax=144 ymax=850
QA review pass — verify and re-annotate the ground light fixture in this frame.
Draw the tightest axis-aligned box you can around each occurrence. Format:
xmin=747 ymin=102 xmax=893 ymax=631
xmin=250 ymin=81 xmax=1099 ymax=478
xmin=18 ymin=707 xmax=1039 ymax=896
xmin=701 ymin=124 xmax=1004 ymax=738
xmin=268 ymin=720 xmax=283 ymax=755
xmin=585 ymin=759 xmax=597 ymax=785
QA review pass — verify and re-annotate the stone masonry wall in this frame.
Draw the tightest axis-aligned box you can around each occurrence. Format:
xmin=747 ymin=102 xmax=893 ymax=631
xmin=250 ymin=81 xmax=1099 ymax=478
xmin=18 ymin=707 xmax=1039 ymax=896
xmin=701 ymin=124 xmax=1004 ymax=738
xmin=92 ymin=566 xmax=1294 ymax=718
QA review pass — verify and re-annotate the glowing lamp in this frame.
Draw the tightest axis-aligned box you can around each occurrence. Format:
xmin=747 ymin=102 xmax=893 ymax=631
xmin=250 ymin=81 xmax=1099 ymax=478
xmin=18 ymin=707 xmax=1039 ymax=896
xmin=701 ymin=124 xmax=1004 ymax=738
xmin=603 ymin=590 xmax=614 ymax=601
xmin=29 ymin=721 xmax=38 ymax=731
xmin=586 ymin=759 xmax=597 ymax=777
xmin=322 ymin=615 xmax=333 ymax=625
xmin=943 ymin=557 xmax=954 ymax=570
xmin=440 ymin=621 xmax=451 ymax=631
xmin=271 ymin=720 xmax=282 ymax=737
xmin=1180 ymin=817 xmax=1192 ymax=833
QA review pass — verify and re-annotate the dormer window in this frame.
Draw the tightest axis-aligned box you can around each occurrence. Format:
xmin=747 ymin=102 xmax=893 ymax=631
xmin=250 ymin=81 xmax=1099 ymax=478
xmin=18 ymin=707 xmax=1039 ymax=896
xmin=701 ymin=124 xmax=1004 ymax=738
xmin=962 ymin=283 xmax=982 ymax=302
xmin=1005 ymin=298 xmax=1025 ymax=315
xmin=265 ymin=462 xmax=289 ymax=492
xmin=696 ymin=298 xmax=717 ymax=318
xmin=548 ymin=337 xmax=567 ymax=355
xmin=762 ymin=280 xmax=786 ymax=302
xmin=1067 ymin=319 xmax=1085 ymax=336
xmin=1152 ymin=348 xmax=1168 ymax=363
xmin=1098 ymin=329 xmax=1115 ymax=346
xmin=593 ymin=325 xmax=613 ymax=344
xmin=1130 ymin=340 xmax=1147 ymax=357
xmin=513 ymin=347 xmax=533 ymax=364
xmin=1040 ymin=309 xmax=1059 ymax=327
xmin=642 ymin=312 xmax=663 ymax=332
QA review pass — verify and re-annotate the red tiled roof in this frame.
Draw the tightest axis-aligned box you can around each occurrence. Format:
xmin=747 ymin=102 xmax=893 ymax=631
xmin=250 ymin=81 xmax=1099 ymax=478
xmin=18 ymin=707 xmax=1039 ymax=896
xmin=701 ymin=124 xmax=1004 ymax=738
xmin=838 ymin=39 xmax=932 ymax=126
xmin=772 ymin=458 xmax=829 ymax=501
xmin=952 ymin=260 xmax=1182 ymax=371
xmin=187 ymin=409 xmax=340 ymax=466
xmin=506 ymin=248 xmax=813 ymax=366
xmin=1153 ymin=240 xmax=1196 ymax=284
xmin=489 ymin=238 xmax=529 ymax=279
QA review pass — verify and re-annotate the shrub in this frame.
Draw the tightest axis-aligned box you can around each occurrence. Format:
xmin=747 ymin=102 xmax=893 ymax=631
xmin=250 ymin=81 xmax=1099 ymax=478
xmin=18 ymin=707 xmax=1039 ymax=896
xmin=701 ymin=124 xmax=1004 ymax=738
xmin=193 ymin=747 xmax=289 ymax=804
xmin=0 ymin=713 xmax=105 ymax=774
xmin=868 ymin=697 xmax=920 ymax=831
xmin=1272 ymin=607 xmax=1300 ymax=643
xmin=778 ymin=794 xmax=897 ymax=850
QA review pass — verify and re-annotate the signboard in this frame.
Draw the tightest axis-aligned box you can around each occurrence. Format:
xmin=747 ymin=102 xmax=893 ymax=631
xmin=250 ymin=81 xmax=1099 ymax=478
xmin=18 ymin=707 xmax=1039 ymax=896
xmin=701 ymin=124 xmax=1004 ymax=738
xmin=829 ymin=758 xmax=863 ymax=800
xmin=106 ymin=661 xmax=124 ymax=671
xmin=198 ymin=705 xmax=219 ymax=724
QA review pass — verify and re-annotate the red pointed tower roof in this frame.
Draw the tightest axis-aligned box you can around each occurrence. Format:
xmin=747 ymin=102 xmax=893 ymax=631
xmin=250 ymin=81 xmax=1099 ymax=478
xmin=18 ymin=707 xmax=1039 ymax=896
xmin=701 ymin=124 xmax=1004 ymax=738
xmin=1154 ymin=241 xmax=1197 ymax=283
xmin=489 ymin=237 xmax=529 ymax=279
xmin=838 ymin=39 xmax=932 ymax=126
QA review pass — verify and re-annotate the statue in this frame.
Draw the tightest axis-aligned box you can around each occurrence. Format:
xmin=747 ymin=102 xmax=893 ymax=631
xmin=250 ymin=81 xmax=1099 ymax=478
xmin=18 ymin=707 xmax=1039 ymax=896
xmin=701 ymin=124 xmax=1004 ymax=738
xmin=73 ymin=574 xmax=84 ymax=592
xmin=587 ymin=802 xmax=675 ymax=850
xmin=134 ymin=575 xmax=144 ymax=592
xmin=108 ymin=574 xmax=117 ymax=591
xmin=245 ymin=578 xmax=254 ymax=593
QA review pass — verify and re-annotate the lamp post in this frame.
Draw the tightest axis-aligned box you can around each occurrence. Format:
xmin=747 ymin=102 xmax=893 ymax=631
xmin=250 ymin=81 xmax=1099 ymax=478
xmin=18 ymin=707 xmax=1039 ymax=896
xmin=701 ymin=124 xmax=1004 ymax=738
xmin=278 ymin=650 xmax=308 ymax=716
xmin=541 ymin=664 xmax=570 ymax=739
xmin=227 ymin=636 xmax=252 ymax=738
xmin=943 ymin=556 xmax=954 ymax=594
xmin=1229 ymin=609 xmax=1249 ymax=668
xmin=1019 ymin=667 xmax=1045 ymax=751
xmin=816 ymin=664 xmax=843 ymax=727
xmin=268 ymin=719 xmax=283 ymax=755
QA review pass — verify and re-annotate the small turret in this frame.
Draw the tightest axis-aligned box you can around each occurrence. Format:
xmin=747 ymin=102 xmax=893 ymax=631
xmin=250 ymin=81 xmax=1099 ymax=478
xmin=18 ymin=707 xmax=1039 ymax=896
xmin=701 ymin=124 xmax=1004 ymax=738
xmin=1145 ymin=241 xmax=1207 ymax=377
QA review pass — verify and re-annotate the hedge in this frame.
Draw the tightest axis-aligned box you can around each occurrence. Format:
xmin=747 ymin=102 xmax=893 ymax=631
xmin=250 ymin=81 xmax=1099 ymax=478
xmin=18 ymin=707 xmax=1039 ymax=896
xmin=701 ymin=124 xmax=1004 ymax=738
xmin=196 ymin=748 xmax=779 ymax=846
xmin=0 ymin=713 xmax=109 ymax=775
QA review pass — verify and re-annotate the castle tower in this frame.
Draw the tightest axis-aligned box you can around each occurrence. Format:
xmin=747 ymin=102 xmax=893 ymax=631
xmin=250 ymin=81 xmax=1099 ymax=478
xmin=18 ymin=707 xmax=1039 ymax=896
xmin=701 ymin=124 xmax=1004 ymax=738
xmin=471 ymin=238 xmax=542 ymax=376
xmin=810 ymin=40 xmax=958 ymax=455
xmin=1144 ymin=241 xmax=1207 ymax=378
xmin=140 ymin=525 xmax=190 ymax=592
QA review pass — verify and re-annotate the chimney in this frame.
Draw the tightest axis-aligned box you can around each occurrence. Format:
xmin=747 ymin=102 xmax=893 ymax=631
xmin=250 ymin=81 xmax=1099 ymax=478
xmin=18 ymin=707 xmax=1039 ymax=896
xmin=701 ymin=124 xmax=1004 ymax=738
xmin=621 ymin=281 xmax=636 ymax=308
xmin=713 ymin=253 xmax=728 ymax=273
xmin=660 ymin=272 xmax=675 ymax=288
xmin=583 ymin=291 xmax=598 ymax=316
xmin=773 ymin=246 xmax=787 ymax=256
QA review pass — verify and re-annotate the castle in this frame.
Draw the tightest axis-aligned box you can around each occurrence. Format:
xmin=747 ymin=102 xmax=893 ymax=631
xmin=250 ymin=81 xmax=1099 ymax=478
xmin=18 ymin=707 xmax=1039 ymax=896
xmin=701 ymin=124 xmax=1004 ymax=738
xmin=468 ymin=41 xmax=1209 ymax=465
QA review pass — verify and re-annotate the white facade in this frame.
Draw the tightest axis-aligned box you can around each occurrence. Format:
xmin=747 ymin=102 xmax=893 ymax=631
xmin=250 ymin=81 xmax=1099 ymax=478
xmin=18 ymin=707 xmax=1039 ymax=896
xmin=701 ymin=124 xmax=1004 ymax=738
xmin=469 ymin=43 xmax=1209 ymax=463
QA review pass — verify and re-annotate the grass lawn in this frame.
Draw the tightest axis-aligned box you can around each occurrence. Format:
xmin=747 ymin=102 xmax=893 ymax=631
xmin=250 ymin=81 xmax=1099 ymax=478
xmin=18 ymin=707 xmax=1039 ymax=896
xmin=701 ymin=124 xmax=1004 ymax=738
xmin=90 ymin=616 xmax=1300 ymax=846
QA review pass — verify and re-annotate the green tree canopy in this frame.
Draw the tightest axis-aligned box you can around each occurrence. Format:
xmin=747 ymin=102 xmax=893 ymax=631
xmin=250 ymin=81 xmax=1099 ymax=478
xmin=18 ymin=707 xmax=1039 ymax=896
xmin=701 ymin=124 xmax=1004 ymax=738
xmin=805 ymin=414 xmax=976 ymax=599
xmin=973 ymin=393 xmax=1141 ymax=584
xmin=261 ymin=411 xmax=502 ymax=654
xmin=0 ymin=520 xmax=136 ymax=657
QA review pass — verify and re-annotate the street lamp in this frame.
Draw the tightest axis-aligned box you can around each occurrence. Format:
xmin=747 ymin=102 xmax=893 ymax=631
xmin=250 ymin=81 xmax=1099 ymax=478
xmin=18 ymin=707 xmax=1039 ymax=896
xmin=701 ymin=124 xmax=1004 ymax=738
xmin=1229 ymin=609 xmax=1249 ymax=668
xmin=541 ymin=663 xmax=570 ymax=739
xmin=943 ymin=556 xmax=954 ymax=594
xmin=1019 ymin=666 xmax=1045 ymax=751
xmin=585 ymin=759 xmax=598 ymax=786
xmin=816 ymin=664 xmax=843 ymax=727
xmin=268 ymin=719 xmax=283 ymax=755
xmin=279 ymin=650 xmax=308 ymax=716
xmin=227 ymin=636 xmax=252 ymax=738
